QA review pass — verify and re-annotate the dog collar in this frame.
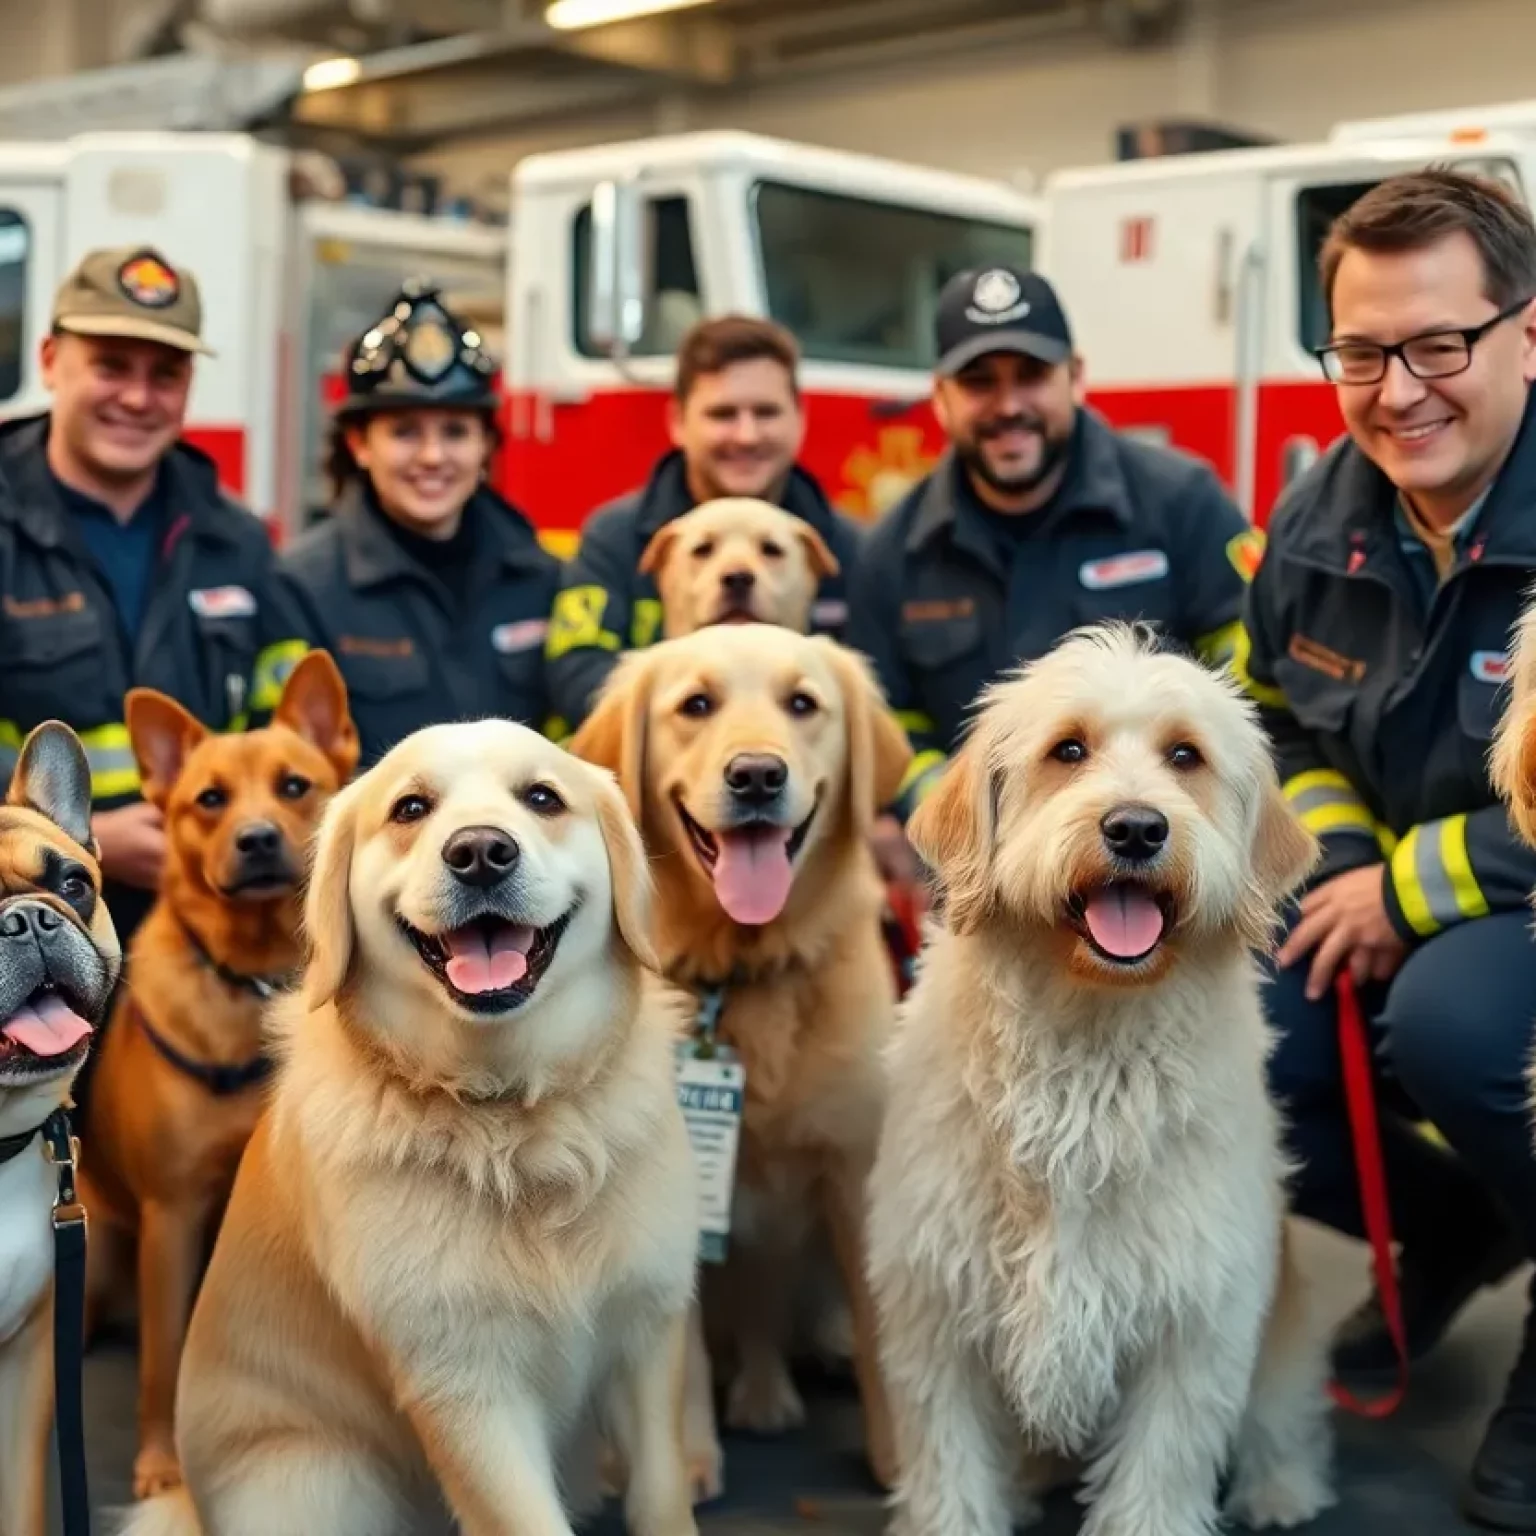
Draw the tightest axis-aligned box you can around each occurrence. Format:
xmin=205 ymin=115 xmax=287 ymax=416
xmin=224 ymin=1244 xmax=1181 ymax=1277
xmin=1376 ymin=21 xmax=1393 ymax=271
xmin=177 ymin=915 xmax=298 ymax=1001
xmin=0 ymin=1121 xmax=43 ymax=1166
xmin=131 ymin=1002 xmax=275 ymax=1097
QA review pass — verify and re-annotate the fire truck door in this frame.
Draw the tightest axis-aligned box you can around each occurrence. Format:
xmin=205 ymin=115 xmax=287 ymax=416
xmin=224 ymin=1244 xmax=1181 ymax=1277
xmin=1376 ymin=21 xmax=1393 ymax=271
xmin=0 ymin=182 xmax=62 ymax=421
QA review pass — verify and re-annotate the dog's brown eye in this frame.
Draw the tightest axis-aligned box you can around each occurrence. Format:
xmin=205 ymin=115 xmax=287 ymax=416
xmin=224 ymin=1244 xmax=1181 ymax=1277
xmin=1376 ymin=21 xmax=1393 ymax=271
xmin=787 ymin=691 xmax=818 ymax=718
xmin=680 ymin=693 xmax=713 ymax=719
xmin=761 ymin=539 xmax=784 ymax=559
xmin=1168 ymin=743 xmax=1204 ymax=770
xmin=57 ymin=872 xmax=90 ymax=904
xmin=691 ymin=540 xmax=714 ymax=560
xmin=278 ymin=774 xmax=311 ymax=800
xmin=391 ymin=794 xmax=431 ymax=824
xmin=196 ymin=786 xmax=227 ymax=811
xmin=524 ymin=783 xmax=565 ymax=816
xmin=1049 ymin=739 xmax=1087 ymax=764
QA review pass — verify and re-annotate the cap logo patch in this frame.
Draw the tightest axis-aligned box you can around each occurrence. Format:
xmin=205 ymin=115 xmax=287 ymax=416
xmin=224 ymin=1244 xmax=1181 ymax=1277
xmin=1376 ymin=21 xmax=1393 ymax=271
xmin=966 ymin=268 xmax=1030 ymax=326
xmin=117 ymin=253 xmax=179 ymax=310
xmin=404 ymin=315 xmax=457 ymax=381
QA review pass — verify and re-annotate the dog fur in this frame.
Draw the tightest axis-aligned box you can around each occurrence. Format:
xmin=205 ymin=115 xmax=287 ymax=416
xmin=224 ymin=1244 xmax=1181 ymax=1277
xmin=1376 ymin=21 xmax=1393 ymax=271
xmin=570 ymin=625 xmax=910 ymax=1494
xmin=865 ymin=624 xmax=1336 ymax=1536
xmin=638 ymin=498 xmax=839 ymax=638
xmin=116 ymin=719 xmax=701 ymax=1536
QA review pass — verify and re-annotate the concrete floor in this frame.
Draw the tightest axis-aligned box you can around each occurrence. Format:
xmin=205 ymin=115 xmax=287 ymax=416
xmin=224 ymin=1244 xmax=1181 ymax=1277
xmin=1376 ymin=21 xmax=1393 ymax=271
xmin=57 ymin=1222 xmax=1527 ymax=1535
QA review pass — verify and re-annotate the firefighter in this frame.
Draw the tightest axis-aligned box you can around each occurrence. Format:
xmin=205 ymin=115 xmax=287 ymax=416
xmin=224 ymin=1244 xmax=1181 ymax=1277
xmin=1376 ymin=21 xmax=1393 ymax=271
xmin=1235 ymin=168 xmax=1536 ymax=1524
xmin=275 ymin=280 xmax=559 ymax=769
xmin=545 ymin=314 xmax=863 ymax=727
xmin=847 ymin=265 xmax=1257 ymax=827
xmin=0 ymin=245 xmax=304 ymax=945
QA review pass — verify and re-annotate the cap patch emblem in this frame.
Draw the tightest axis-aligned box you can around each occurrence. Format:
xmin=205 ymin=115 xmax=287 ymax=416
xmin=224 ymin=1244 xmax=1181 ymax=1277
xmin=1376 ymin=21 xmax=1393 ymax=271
xmin=117 ymin=254 xmax=179 ymax=309
xmin=404 ymin=315 xmax=457 ymax=380
xmin=966 ymin=268 xmax=1029 ymax=326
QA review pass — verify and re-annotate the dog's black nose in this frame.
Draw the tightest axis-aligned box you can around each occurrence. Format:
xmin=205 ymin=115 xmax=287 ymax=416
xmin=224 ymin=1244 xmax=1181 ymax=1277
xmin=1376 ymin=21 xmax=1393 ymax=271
xmin=442 ymin=826 xmax=520 ymax=887
xmin=722 ymin=569 xmax=756 ymax=596
xmin=234 ymin=821 xmax=282 ymax=859
xmin=0 ymin=901 xmax=61 ymax=940
xmin=1100 ymin=805 xmax=1169 ymax=863
xmin=725 ymin=753 xmax=788 ymax=804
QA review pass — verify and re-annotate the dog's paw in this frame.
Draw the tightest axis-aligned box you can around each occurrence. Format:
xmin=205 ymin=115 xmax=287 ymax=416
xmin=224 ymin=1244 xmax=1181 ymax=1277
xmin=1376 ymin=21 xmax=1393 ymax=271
xmin=1224 ymin=1467 xmax=1338 ymax=1530
xmin=685 ymin=1435 xmax=724 ymax=1505
xmin=726 ymin=1357 xmax=805 ymax=1435
xmin=132 ymin=1445 xmax=183 ymax=1500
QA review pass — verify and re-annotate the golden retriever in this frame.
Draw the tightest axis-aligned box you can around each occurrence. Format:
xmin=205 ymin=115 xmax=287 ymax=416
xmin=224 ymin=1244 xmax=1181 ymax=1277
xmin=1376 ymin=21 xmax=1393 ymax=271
xmin=118 ymin=719 xmax=701 ymax=1536
xmin=865 ymin=624 xmax=1336 ymax=1536
xmin=1492 ymin=593 xmax=1536 ymax=850
xmin=637 ymin=498 xmax=839 ymax=638
xmin=570 ymin=626 xmax=910 ymax=1494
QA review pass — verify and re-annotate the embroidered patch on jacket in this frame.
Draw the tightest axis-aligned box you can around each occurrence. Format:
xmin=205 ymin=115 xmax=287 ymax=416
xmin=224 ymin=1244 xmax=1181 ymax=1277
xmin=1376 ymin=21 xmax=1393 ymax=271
xmin=901 ymin=597 xmax=976 ymax=624
xmin=4 ymin=591 xmax=86 ymax=619
xmin=188 ymin=586 xmax=256 ymax=619
xmin=339 ymin=634 xmax=414 ymax=659
xmin=1470 ymin=650 xmax=1510 ymax=685
xmin=1288 ymin=633 xmax=1366 ymax=684
xmin=812 ymin=599 xmax=848 ymax=628
xmin=491 ymin=619 xmax=548 ymax=655
xmin=1078 ymin=550 xmax=1170 ymax=590
xmin=1225 ymin=527 xmax=1266 ymax=582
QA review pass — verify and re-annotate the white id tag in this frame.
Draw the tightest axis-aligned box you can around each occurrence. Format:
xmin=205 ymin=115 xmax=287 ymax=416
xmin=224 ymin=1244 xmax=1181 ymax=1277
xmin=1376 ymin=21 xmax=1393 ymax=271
xmin=675 ymin=1042 xmax=745 ymax=1264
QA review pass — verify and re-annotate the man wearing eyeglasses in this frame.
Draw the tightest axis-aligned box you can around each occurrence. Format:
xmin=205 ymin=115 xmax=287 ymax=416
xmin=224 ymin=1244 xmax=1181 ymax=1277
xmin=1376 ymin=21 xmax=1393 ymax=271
xmin=1236 ymin=167 xmax=1536 ymax=1526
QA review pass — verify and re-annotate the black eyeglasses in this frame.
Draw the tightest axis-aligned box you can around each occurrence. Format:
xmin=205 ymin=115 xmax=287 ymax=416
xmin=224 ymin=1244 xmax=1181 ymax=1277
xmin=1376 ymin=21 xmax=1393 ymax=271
xmin=1313 ymin=296 xmax=1533 ymax=385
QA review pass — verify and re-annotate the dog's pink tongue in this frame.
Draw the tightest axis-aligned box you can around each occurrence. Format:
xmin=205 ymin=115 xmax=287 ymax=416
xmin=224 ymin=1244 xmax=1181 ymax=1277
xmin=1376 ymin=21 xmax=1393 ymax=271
xmin=2 ymin=993 xmax=91 ymax=1058
xmin=443 ymin=924 xmax=535 ymax=994
xmin=712 ymin=826 xmax=795 ymax=926
xmin=1083 ymin=886 xmax=1165 ymax=960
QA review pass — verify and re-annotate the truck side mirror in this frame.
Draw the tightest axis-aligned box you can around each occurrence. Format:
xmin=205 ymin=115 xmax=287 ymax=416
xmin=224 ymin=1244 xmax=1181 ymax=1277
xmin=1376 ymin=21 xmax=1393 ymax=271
xmin=586 ymin=176 xmax=647 ymax=359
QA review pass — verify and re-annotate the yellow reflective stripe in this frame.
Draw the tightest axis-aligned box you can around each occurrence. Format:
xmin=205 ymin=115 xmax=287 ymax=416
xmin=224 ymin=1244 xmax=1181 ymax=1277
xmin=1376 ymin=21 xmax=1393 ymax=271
xmin=1391 ymin=814 xmax=1490 ymax=938
xmin=895 ymin=709 xmax=937 ymax=739
xmin=0 ymin=720 xmax=137 ymax=797
xmin=250 ymin=638 xmax=309 ymax=714
xmin=1194 ymin=619 xmax=1242 ymax=671
xmin=1282 ymin=768 xmax=1375 ymax=841
xmin=897 ymin=749 xmax=946 ymax=805
xmin=630 ymin=599 xmax=663 ymax=650
xmin=1228 ymin=624 xmax=1287 ymax=710
xmin=547 ymin=585 xmax=621 ymax=661
xmin=542 ymin=715 xmax=571 ymax=746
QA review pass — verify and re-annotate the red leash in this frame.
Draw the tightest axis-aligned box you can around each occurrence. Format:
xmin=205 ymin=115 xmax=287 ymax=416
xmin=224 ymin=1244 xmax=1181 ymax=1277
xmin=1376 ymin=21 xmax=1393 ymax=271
xmin=1327 ymin=969 xmax=1409 ymax=1417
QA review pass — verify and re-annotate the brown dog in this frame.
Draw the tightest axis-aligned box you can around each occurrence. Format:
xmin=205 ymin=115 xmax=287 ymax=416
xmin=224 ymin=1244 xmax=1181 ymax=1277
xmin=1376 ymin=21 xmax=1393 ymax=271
xmin=0 ymin=723 xmax=122 ymax=1536
xmin=78 ymin=650 xmax=358 ymax=1500
xmin=571 ymin=625 xmax=911 ymax=1494
xmin=638 ymin=499 xmax=840 ymax=638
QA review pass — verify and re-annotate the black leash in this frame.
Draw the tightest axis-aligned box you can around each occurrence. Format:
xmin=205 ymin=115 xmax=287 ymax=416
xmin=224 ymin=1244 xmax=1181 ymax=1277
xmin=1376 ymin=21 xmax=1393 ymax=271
xmin=43 ymin=1107 xmax=90 ymax=1536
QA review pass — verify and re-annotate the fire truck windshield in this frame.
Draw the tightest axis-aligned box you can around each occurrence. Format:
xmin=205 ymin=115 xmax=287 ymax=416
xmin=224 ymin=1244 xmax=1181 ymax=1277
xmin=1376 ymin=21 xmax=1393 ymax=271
xmin=749 ymin=179 xmax=1034 ymax=372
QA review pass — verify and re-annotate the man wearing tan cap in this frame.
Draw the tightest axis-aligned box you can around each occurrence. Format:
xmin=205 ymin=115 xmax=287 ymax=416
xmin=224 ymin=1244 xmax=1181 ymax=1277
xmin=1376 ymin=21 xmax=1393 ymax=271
xmin=0 ymin=244 xmax=306 ymax=955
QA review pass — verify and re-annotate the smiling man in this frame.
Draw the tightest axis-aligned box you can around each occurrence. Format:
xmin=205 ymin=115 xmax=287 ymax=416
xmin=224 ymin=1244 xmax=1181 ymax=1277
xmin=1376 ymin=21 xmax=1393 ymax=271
xmin=0 ymin=246 xmax=304 ymax=953
xmin=1234 ymin=168 xmax=1536 ymax=1527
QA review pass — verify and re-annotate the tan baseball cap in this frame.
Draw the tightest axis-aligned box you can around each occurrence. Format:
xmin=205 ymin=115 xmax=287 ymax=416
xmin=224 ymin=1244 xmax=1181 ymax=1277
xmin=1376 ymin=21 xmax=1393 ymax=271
xmin=50 ymin=245 xmax=215 ymax=357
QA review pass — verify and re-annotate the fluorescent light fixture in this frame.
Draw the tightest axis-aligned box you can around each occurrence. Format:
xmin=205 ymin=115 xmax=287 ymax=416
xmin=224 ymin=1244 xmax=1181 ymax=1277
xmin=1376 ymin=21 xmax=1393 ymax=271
xmin=303 ymin=55 xmax=362 ymax=92
xmin=546 ymin=0 xmax=714 ymax=30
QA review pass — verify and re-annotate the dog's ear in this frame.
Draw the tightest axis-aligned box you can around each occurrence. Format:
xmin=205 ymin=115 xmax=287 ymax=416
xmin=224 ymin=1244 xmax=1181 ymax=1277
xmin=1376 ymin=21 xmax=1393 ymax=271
xmin=1250 ymin=778 xmax=1320 ymax=912
xmin=907 ymin=739 xmax=995 ymax=934
xmin=303 ymin=782 xmax=359 ymax=1009
xmin=126 ymin=688 xmax=210 ymax=810
xmin=591 ymin=771 xmax=658 ymax=971
xmin=7 ymin=722 xmax=94 ymax=852
xmin=821 ymin=640 xmax=912 ymax=833
xmin=569 ymin=656 xmax=651 ymax=825
xmin=274 ymin=648 xmax=361 ymax=784
xmin=637 ymin=523 xmax=680 ymax=580
xmin=793 ymin=522 xmax=840 ymax=581
xmin=1492 ymin=596 xmax=1536 ymax=847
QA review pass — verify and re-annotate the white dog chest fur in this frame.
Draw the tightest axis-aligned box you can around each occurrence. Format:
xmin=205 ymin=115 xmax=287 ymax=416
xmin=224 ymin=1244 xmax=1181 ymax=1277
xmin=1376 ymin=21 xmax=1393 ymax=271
xmin=0 ymin=1141 xmax=54 ymax=1346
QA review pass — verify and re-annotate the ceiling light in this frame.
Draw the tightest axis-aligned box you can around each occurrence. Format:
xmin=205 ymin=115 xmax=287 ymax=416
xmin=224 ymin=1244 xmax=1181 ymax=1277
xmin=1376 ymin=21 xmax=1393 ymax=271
xmin=302 ymin=55 xmax=362 ymax=92
xmin=545 ymin=0 xmax=715 ymax=31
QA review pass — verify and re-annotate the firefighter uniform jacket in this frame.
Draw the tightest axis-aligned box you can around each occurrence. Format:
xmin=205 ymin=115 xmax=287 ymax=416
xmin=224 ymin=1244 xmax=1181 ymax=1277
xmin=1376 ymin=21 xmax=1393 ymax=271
xmin=1236 ymin=395 xmax=1536 ymax=945
xmin=848 ymin=409 xmax=1258 ymax=818
xmin=0 ymin=414 xmax=306 ymax=935
xmin=275 ymin=482 xmax=560 ymax=769
xmin=545 ymin=449 xmax=864 ymax=728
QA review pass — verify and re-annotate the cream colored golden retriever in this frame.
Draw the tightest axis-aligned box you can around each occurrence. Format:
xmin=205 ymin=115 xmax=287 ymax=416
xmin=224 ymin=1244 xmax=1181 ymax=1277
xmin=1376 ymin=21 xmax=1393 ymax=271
xmin=638 ymin=498 xmax=839 ymax=638
xmin=1493 ymin=594 xmax=1536 ymax=850
xmin=866 ymin=624 xmax=1336 ymax=1536
xmin=570 ymin=626 xmax=910 ymax=1495
xmin=118 ymin=719 xmax=701 ymax=1536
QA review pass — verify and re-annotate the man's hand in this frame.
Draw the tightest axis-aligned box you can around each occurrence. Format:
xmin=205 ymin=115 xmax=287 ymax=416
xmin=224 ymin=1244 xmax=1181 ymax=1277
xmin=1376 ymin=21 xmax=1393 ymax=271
xmin=1276 ymin=863 xmax=1407 ymax=1002
xmin=91 ymin=802 xmax=166 ymax=891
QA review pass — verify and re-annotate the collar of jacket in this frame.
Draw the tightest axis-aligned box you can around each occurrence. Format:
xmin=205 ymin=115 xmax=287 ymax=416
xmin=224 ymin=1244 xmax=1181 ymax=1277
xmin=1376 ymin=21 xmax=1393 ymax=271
xmin=904 ymin=409 xmax=1136 ymax=559
xmin=0 ymin=413 xmax=241 ymax=554
xmin=337 ymin=480 xmax=551 ymax=592
xmin=1282 ymin=387 xmax=1536 ymax=573
xmin=632 ymin=448 xmax=839 ymax=539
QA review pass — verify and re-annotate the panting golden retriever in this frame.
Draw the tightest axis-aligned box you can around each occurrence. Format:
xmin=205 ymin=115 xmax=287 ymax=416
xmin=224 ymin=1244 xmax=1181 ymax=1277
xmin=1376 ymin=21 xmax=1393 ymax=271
xmin=866 ymin=624 xmax=1336 ymax=1536
xmin=570 ymin=626 xmax=910 ymax=1495
xmin=638 ymin=498 xmax=839 ymax=638
xmin=118 ymin=719 xmax=701 ymax=1536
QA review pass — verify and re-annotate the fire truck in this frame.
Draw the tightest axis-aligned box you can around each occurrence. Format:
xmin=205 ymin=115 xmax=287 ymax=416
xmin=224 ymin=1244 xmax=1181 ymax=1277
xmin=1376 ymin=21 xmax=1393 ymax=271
xmin=0 ymin=115 xmax=1040 ymax=553
xmin=1040 ymin=100 xmax=1536 ymax=527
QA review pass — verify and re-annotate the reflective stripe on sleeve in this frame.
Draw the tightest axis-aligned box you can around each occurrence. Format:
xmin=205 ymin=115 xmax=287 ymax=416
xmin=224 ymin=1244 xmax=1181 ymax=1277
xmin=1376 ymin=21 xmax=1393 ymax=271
xmin=1282 ymin=768 xmax=1376 ymax=842
xmin=1391 ymin=814 xmax=1490 ymax=938
xmin=546 ymin=585 xmax=622 ymax=661
xmin=1228 ymin=624 xmax=1288 ymax=710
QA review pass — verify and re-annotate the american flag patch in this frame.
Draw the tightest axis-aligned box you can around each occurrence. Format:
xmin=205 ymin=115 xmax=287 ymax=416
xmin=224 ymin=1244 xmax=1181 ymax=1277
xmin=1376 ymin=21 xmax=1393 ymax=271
xmin=188 ymin=585 xmax=256 ymax=619
xmin=1078 ymin=550 xmax=1170 ymax=591
xmin=1470 ymin=650 xmax=1509 ymax=685
xmin=492 ymin=618 xmax=548 ymax=654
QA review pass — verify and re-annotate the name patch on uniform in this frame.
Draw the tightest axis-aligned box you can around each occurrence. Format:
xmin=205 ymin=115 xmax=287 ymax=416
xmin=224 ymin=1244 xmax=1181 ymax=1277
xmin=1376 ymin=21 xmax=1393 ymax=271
xmin=491 ymin=619 xmax=548 ymax=655
xmin=902 ymin=597 xmax=975 ymax=624
xmin=188 ymin=585 xmax=256 ymax=619
xmin=1470 ymin=650 xmax=1510 ymax=685
xmin=811 ymin=599 xmax=848 ymax=628
xmin=1289 ymin=633 xmax=1366 ymax=684
xmin=1078 ymin=550 xmax=1170 ymax=591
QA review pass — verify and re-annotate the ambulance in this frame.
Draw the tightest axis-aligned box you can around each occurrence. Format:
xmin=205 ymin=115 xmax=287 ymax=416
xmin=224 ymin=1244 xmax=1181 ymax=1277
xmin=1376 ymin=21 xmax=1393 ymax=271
xmin=1040 ymin=100 xmax=1536 ymax=526
xmin=0 ymin=128 xmax=1040 ymax=553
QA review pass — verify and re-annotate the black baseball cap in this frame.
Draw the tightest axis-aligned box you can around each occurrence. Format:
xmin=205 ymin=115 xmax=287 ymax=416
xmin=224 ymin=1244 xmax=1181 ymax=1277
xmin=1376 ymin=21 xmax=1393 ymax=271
xmin=934 ymin=265 xmax=1074 ymax=377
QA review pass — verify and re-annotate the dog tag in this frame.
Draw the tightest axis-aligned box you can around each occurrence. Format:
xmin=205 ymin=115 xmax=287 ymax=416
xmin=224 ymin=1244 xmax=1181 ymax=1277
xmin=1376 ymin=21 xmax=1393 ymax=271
xmin=675 ymin=1042 xmax=744 ymax=1265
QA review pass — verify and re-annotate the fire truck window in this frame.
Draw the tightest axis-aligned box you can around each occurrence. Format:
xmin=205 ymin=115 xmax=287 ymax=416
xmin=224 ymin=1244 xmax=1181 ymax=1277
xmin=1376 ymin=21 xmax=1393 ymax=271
xmin=1295 ymin=180 xmax=1381 ymax=351
xmin=572 ymin=196 xmax=701 ymax=358
xmin=0 ymin=211 xmax=27 ymax=401
xmin=750 ymin=181 xmax=1032 ymax=370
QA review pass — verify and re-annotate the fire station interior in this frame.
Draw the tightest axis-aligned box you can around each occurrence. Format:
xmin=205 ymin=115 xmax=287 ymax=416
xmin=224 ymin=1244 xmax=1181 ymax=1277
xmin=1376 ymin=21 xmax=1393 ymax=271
xmin=9 ymin=0 xmax=1536 ymax=1532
